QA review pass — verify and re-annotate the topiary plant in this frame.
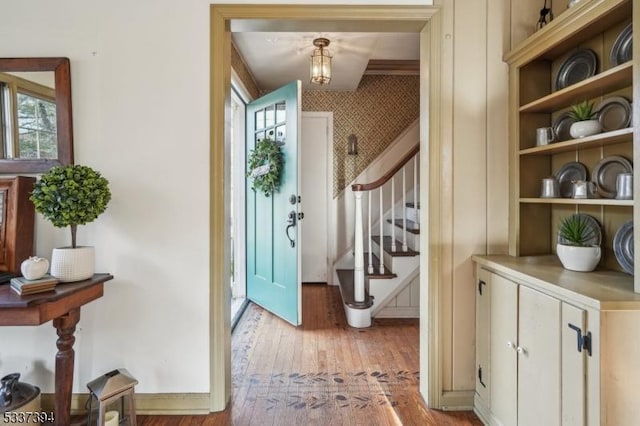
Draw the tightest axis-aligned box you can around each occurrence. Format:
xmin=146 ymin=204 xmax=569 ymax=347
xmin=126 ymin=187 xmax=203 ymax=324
xmin=568 ymin=100 xmax=596 ymax=121
xmin=30 ymin=165 xmax=111 ymax=248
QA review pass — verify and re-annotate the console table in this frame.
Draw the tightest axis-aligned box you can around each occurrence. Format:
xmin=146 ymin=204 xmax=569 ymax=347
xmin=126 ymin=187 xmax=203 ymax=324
xmin=0 ymin=273 xmax=113 ymax=426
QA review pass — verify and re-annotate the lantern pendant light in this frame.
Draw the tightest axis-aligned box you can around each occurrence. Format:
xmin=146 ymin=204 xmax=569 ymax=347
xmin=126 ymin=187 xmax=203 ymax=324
xmin=310 ymin=38 xmax=332 ymax=85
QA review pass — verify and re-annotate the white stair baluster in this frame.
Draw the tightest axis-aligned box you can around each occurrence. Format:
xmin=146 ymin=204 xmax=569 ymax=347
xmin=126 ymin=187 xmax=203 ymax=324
xmin=414 ymin=155 xmax=419 ymax=230
xmin=353 ymin=190 xmax=365 ymax=303
xmin=367 ymin=191 xmax=373 ymax=274
xmin=379 ymin=187 xmax=384 ymax=274
xmin=402 ymin=166 xmax=408 ymax=252
xmin=391 ymin=177 xmax=396 ymax=252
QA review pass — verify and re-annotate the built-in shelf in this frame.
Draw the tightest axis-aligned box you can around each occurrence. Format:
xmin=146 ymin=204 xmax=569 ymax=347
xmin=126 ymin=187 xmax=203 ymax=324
xmin=520 ymin=128 xmax=633 ymax=155
xmin=520 ymin=197 xmax=634 ymax=206
xmin=519 ymin=62 xmax=632 ymax=113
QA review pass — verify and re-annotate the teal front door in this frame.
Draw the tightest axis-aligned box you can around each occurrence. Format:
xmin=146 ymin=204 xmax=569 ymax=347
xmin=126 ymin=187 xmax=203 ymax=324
xmin=246 ymin=80 xmax=302 ymax=326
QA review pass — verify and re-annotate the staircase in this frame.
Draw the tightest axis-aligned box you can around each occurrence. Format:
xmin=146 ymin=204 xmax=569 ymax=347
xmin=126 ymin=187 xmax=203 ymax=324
xmin=336 ymin=146 xmax=420 ymax=328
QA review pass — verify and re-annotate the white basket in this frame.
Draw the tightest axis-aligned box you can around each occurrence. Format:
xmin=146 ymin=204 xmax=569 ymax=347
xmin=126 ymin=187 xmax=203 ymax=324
xmin=50 ymin=246 xmax=95 ymax=282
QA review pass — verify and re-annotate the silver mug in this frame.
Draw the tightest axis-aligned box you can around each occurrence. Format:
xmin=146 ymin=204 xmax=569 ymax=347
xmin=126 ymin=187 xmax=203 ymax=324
xmin=540 ymin=177 xmax=560 ymax=198
xmin=536 ymin=127 xmax=555 ymax=146
xmin=616 ymin=172 xmax=633 ymax=200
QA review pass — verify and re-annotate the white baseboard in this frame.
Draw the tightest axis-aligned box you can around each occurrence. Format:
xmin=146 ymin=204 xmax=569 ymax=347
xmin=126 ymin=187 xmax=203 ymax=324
xmin=438 ymin=390 xmax=475 ymax=411
xmin=374 ymin=306 xmax=420 ymax=318
xmin=41 ymin=392 xmax=211 ymax=416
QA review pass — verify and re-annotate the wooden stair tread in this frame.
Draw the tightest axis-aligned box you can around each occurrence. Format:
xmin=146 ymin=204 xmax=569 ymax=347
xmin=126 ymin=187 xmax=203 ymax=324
xmin=386 ymin=218 xmax=420 ymax=234
xmin=336 ymin=269 xmax=374 ymax=309
xmin=364 ymin=252 xmax=396 ymax=278
xmin=406 ymin=202 xmax=420 ymax=209
xmin=372 ymin=236 xmax=420 ymax=257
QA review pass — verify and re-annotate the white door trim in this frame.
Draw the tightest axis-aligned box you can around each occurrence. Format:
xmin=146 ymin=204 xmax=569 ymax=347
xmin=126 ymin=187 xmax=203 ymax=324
xmin=302 ymin=111 xmax=334 ymax=285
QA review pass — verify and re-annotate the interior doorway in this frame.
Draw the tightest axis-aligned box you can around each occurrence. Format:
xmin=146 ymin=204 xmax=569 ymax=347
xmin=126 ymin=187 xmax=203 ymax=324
xmin=210 ymin=4 xmax=442 ymax=412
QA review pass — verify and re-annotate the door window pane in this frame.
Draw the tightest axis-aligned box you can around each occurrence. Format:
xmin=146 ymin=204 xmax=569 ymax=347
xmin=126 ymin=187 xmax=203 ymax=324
xmin=275 ymin=102 xmax=285 ymax=124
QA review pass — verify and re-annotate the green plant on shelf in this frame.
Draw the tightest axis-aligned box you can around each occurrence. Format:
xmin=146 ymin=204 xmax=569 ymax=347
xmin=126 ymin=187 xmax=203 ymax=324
xmin=568 ymin=100 xmax=596 ymax=122
xmin=558 ymin=215 xmax=596 ymax=247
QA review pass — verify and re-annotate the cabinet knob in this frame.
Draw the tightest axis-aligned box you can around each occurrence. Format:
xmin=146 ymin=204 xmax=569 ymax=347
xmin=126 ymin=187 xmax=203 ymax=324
xmin=506 ymin=341 xmax=515 ymax=349
xmin=517 ymin=346 xmax=527 ymax=355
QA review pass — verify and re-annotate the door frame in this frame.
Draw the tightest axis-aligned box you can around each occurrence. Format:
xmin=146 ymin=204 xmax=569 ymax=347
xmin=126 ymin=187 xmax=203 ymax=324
xmin=301 ymin=111 xmax=334 ymax=285
xmin=210 ymin=3 xmax=447 ymax=411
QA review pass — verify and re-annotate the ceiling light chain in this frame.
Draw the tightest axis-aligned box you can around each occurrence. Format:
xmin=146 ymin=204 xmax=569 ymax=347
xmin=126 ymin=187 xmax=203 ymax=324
xmin=310 ymin=37 xmax=332 ymax=85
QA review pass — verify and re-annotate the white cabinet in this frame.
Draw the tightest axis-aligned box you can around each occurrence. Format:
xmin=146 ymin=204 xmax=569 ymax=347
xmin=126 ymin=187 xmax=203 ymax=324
xmin=486 ymin=272 xmax=563 ymax=426
xmin=473 ymin=255 xmax=640 ymax=426
xmin=517 ymin=284 xmax=562 ymax=426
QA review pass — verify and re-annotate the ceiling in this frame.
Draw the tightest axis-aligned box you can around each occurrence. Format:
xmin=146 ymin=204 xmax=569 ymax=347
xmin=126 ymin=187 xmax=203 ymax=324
xmin=232 ymin=32 xmax=420 ymax=91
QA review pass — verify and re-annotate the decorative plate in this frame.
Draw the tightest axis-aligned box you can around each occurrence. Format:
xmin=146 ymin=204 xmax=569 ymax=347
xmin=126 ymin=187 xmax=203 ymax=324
xmin=551 ymin=111 xmax=576 ymax=142
xmin=555 ymin=48 xmax=598 ymax=90
xmin=613 ymin=220 xmax=634 ymax=275
xmin=555 ymin=161 xmax=588 ymax=198
xmin=557 ymin=213 xmax=602 ymax=247
xmin=595 ymin=96 xmax=631 ymax=132
xmin=591 ymin=156 xmax=633 ymax=198
xmin=610 ymin=23 xmax=633 ymax=67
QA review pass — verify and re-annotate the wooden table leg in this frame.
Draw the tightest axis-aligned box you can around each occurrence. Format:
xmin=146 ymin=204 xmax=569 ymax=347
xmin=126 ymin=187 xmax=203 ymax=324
xmin=52 ymin=308 xmax=81 ymax=426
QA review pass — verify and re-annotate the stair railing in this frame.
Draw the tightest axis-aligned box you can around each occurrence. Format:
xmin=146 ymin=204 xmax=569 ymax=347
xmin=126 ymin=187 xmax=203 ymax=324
xmin=351 ymin=145 xmax=420 ymax=303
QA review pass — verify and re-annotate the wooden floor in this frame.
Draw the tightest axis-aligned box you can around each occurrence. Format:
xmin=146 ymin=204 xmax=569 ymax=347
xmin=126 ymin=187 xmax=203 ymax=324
xmin=136 ymin=285 xmax=482 ymax=425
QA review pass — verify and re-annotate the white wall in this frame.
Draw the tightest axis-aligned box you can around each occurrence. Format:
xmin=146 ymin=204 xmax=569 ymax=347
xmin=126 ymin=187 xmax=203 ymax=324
xmin=0 ymin=0 xmax=211 ymax=393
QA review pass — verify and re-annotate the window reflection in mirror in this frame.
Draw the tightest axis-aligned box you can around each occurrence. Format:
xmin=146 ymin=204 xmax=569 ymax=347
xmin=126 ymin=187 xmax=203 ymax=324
xmin=0 ymin=71 xmax=57 ymax=160
xmin=0 ymin=57 xmax=73 ymax=174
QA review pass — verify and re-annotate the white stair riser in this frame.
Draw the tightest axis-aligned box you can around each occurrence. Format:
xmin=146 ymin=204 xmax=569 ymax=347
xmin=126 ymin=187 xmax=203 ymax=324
xmin=381 ymin=222 xmax=420 ymax=251
xmin=370 ymin=239 xmax=418 ymax=272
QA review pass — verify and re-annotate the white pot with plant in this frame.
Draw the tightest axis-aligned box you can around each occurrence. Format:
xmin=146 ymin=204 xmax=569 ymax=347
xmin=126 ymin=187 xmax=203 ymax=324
xmin=30 ymin=165 xmax=111 ymax=282
xmin=569 ymin=100 xmax=602 ymax=138
xmin=556 ymin=214 xmax=601 ymax=272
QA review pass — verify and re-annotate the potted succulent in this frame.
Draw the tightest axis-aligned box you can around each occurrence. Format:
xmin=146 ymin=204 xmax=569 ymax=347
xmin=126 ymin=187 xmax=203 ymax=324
xmin=568 ymin=100 xmax=602 ymax=138
xmin=556 ymin=214 xmax=601 ymax=272
xmin=30 ymin=165 xmax=111 ymax=282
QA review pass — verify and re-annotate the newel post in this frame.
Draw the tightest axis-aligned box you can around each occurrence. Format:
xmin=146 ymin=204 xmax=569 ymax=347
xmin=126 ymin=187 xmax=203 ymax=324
xmin=353 ymin=190 xmax=365 ymax=303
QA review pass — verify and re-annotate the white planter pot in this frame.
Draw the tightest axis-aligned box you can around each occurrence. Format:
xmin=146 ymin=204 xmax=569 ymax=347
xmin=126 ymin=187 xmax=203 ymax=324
xmin=569 ymin=120 xmax=602 ymax=138
xmin=556 ymin=244 xmax=601 ymax=272
xmin=50 ymin=246 xmax=95 ymax=282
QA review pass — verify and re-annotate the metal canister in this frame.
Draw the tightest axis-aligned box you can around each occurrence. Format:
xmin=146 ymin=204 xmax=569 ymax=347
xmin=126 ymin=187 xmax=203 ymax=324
xmin=0 ymin=373 xmax=41 ymax=425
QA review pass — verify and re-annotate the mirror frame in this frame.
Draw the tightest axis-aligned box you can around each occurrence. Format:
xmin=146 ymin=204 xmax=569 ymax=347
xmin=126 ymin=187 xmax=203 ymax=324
xmin=0 ymin=57 xmax=74 ymax=173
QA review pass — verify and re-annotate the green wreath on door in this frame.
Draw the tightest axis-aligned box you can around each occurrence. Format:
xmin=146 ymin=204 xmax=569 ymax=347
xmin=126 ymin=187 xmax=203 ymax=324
xmin=246 ymin=137 xmax=284 ymax=197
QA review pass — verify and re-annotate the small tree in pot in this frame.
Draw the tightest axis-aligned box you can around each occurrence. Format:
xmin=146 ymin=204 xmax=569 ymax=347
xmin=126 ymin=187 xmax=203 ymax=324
xmin=30 ymin=165 xmax=111 ymax=282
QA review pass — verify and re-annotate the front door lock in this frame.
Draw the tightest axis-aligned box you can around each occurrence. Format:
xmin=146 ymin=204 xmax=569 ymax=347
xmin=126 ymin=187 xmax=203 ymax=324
xmin=285 ymin=210 xmax=297 ymax=247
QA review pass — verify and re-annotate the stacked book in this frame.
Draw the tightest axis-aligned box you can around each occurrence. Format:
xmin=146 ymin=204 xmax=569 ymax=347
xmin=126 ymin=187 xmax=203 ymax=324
xmin=10 ymin=275 xmax=59 ymax=296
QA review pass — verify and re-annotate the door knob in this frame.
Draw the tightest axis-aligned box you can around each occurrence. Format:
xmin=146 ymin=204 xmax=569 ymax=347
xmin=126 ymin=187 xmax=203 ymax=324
xmin=285 ymin=210 xmax=296 ymax=247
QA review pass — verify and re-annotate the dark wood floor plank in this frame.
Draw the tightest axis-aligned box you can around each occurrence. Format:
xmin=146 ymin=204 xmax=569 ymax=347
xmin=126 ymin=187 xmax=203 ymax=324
xmin=135 ymin=285 xmax=481 ymax=425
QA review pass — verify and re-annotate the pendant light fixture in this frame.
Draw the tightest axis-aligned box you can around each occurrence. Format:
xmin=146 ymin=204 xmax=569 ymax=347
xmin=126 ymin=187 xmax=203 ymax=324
xmin=310 ymin=38 xmax=332 ymax=85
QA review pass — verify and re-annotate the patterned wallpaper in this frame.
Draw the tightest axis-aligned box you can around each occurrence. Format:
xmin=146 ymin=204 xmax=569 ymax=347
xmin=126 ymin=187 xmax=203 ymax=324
xmin=302 ymin=75 xmax=420 ymax=197
xmin=231 ymin=43 xmax=260 ymax=100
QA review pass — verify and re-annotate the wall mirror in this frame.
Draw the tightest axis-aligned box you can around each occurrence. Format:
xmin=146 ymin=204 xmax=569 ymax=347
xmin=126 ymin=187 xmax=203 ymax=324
xmin=0 ymin=57 xmax=73 ymax=173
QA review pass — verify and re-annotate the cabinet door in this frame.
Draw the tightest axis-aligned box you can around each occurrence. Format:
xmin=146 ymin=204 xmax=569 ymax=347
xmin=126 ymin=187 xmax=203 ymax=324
xmin=517 ymin=285 xmax=561 ymax=426
xmin=475 ymin=268 xmax=491 ymax=404
xmin=490 ymin=274 xmax=518 ymax=426
xmin=562 ymin=302 xmax=587 ymax=426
